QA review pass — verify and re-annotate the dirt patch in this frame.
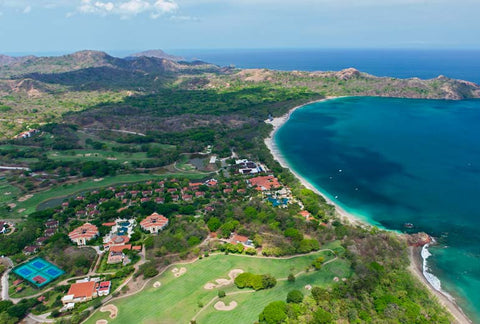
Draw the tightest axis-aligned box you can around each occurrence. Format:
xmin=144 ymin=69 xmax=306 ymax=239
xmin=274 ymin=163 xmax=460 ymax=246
xmin=204 ymin=269 xmax=244 ymax=290
xmin=172 ymin=267 xmax=187 ymax=277
xmin=17 ymin=194 xmax=33 ymax=202
xmin=214 ymin=301 xmax=238 ymax=311
xmin=100 ymin=304 xmax=118 ymax=319
xmin=94 ymin=178 xmax=104 ymax=182
xmin=153 ymin=281 xmax=161 ymax=288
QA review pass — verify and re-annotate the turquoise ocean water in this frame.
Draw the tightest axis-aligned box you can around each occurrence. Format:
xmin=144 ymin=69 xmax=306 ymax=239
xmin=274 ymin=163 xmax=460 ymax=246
xmin=275 ymin=97 xmax=480 ymax=322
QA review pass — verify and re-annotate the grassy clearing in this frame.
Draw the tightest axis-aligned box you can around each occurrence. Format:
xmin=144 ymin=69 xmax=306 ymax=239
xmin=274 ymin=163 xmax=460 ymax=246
xmin=0 ymin=179 xmax=21 ymax=204
xmin=11 ymin=172 xmax=210 ymax=218
xmin=47 ymin=150 xmax=153 ymax=163
xmin=86 ymin=245 xmax=351 ymax=324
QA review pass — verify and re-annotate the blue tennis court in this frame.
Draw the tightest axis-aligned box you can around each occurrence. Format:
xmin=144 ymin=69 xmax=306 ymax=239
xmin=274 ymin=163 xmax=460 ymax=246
xmin=13 ymin=257 xmax=65 ymax=287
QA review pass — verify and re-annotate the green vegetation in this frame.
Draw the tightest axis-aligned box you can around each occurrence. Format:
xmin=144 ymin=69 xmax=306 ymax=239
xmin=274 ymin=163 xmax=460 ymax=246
xmin=0 ymin=51 xmax=466 ymax=324
xmin=234 ymin=272 xmax=277 ymax=291
xmin=257 ymin=231 xmax=452 ymax=323
xmin=85 ymin=250 xmax=346 ymax=324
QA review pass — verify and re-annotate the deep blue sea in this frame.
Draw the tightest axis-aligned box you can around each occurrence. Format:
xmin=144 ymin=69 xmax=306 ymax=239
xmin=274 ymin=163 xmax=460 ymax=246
xmin=172 ymin=49 xmax=480 ymax=321
xmin=276 ymin=97 xmax=480 ymax=322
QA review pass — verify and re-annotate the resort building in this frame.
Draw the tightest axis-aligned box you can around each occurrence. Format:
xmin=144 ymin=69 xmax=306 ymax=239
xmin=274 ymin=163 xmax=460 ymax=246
xmin=68 ymin=223 xmax=99 ymax=245
xmin=96 ymin=281 xmax=111 ymax=296
xmin=61 ymin=279 xmax=112 ymax=308
xmin=230 ymin=233 xmax=254 ymax=247
xmin=299 ymin=210 xmax=314 ymax=221
xmin=248 ymin=175 xmax=282 ymax=191
xmin=235 ymin=159 xmax=264 ymax=175
xmin=44 ymin=220 xmax=59 ymax=229
xmin=23 ymin=245 xmax=39 ymax=255
xmin=62 ymin=281 xmax=97 ymax=305
xmin=140 ymin=212 xmax=169 ymax=233
xmin=107 ymin=244 xmax=132 ymax=264
xmin=0 ymin=221 xmax=7 ymax=234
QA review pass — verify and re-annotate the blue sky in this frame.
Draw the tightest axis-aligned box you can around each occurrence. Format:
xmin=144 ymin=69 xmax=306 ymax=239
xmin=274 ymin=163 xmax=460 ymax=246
xmin=1 ymin=0 xmax=479 ymax=54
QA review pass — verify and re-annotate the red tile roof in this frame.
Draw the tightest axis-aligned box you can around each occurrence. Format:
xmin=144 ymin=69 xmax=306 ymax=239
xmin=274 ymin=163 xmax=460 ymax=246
xmin=13 ymin=279 xmax=23 ymax=286
xmin=299 ymin=210 xmax=311 ymax=217
xmin=68 ymin=223 xmax=99 ymax=241
xmin=231 ymin=234 xmax=249 ymax=244
xmin=109 ymin=244 xmax=132 ymax=253
xmin=67 ymin=281 xmax=96 ymax=299
xmin=97 ymin=281 xmax=111 ymax=292
xmin=248 ymin=175 xmax=281 ymax=191
xmin=140 ymin=212 xmax=168 ymax=229
xmin=102 ymin=222 xmax=116 ymax=227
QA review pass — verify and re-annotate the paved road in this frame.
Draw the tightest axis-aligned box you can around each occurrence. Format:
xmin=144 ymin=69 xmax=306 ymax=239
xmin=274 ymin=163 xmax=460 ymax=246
xmin=1 ymin=257 xmax=13 ymax=301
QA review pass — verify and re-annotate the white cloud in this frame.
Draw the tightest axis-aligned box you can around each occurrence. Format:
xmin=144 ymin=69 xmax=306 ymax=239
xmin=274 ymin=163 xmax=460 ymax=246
xmin=76 ymin=0 xmax=177 ymax=18
xmin=23 ymin=5 xmax=31 ymax=13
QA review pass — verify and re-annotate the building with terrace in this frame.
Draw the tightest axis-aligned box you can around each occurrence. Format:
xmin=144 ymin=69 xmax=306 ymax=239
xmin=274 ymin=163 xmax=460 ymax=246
xmin=68 ymin=223 xmax=99 ymax=245
xmin=140 ymin=212 xmax=169 ymax=234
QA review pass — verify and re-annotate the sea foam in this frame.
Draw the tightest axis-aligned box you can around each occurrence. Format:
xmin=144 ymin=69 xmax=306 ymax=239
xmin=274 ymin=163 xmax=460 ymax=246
xmin=422 ymin=240 xmax=455 ymax=301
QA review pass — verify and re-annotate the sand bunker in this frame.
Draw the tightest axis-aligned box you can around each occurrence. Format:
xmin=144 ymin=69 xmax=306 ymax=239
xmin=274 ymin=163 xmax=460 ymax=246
xmin=214 ymin=301 xmax=238 ymax=311
xmin=304 ymin=284 xmax=312 ymax=290
xmin=18 ymin=194 xmax=33 ymax=202
xmin=96 ymin=320 xmax=108 ymax=324
xmin=100 ymin=304 xmax=118 ymax=319
xmin=153 ymin=281 xmax=161 ymax=288
xmin=172 ymin=267 xmax=187 ymax=277
xmin=204 ymin=269 xmax=244 ymax=290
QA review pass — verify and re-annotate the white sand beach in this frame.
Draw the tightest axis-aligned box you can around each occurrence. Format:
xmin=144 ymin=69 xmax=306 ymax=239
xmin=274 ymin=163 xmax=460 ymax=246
xmin=264 ymin=96 xmax=366 ymax=227
xmin=409 ymin=247 xmax=471 ymax=324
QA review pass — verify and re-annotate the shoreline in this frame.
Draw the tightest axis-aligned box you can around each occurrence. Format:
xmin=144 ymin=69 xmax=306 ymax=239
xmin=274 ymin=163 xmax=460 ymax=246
xmin=408 ymin=246 xmax=472 ymax=324
xmin=264 ymin=96 xmax=367 ymax=228
xmin=264 ymin=97 xmax=472 ymax=324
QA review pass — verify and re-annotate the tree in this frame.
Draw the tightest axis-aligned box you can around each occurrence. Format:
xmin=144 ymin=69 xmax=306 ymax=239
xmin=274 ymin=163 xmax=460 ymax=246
xmin=0 ymin=312 xmax=18 ymax=324
xmin=261 ymin=274 xmax=277 ymax=289
xmin=287 ymin=273 xmax=296 ymax=282
xmin=312 ymin=308 xmax=333 ymax=324
xmin=139 ymin=263 xmax=159 ymax=278
xmin=207 ymin=217 xmax=221 ymax=232
xmin=286 ymin=290 xmax=304 ymax=303
xmin=312 ymin=256 xmax=325 ymax=270
xmin=311 ymin=287 xmax=330 ymax=303
xmin=259 ymin=301 xmax=287 ymax=324
xmin=218 ymin=290 xmax=226 ymax=298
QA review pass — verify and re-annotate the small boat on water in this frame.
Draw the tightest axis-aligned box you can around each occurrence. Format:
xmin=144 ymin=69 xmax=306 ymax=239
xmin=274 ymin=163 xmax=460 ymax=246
xmin=404 ymin=222 xmax=414 ymax=229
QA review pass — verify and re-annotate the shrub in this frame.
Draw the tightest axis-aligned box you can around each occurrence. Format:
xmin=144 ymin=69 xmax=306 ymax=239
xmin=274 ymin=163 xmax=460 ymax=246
xmin=312 ymin=256 xmax=325 ymax=270
xmin=259 ymin=301 xmax=287 ymax=324
xmin=286 ymin=290 xmax=304 ymax=303
xmin=218 ymin=290 xmax=226 ymax=298
xmin=245 ymin=247 xmax=257 ymax=255
xmin=288 ymin=273 xmax=296 ymax=282
xmin=234 ymin=272 xmax=276 ymax=291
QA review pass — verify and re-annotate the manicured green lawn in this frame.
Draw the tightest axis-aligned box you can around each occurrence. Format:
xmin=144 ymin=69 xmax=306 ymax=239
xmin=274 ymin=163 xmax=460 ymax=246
xmin=86 ymin=247 xmax=351 ymax=324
